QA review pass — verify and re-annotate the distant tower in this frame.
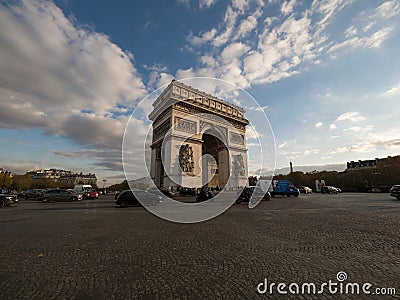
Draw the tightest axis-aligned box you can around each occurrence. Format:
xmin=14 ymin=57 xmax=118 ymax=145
xmin=290 ymin=161 xmax=293 ymax=173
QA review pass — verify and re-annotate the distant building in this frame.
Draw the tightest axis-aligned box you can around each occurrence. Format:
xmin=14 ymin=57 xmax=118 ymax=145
xmin=346 ymin=159 xmax=378 ymax=170
xmin=27 ymin=169 xmax=97 ymax=186
xmin=346 ymin=155 xmax=400 ymax=171
xmin=57 ymin=173 xmax=97 ymax=186
xmin=27 ymin=168 xmax=72 ymax=179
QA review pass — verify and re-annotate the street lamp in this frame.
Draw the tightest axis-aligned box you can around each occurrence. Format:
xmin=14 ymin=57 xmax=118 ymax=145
xmin=102 ymin=179 xmax=107 ymax=195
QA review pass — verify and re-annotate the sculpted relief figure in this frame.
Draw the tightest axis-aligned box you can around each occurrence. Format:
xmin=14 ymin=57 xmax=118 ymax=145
xmin=179 ymin=144 xmax=194 ymax=173
xmin=233 ymin=154 xmax=245 ymax=177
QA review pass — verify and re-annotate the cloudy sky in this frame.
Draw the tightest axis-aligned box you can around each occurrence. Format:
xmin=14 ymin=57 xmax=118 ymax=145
xmin=0 ymin=0 xmax=400 ymax=183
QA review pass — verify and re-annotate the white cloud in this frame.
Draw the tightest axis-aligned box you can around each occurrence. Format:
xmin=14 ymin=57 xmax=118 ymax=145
xmin=246 ymin=105 xmax=269 ymax=112
xmin=315 ymin=122 xmax=323 ymax=128
xmin=336 ymin=112 xmax=366 ymax=122
xmin=0 ymin=1 xmax=146 ymax=116
xmin=304 ymin=149 xmax=319 ymax=155
xmin=278 ymin=142 xmax=289 ymax=149
xmin=382 ymin=82 xmax=400 ymax=96
xmin=246 ymin=125 xmax=264 ymax=140
xmin=182 ymin=1 xmax=400 ymax=90
xmin=376 ymin=1 xmax=400 ymax=19
xmin=178 ymin=0 xmax=218 ymax=10
xmin=329 ymin=124 xmax=337 ymax=130
xmin=281 ymin=0 xmax=296 ymax=15
xmin=329 ymin=146 xmax=348 ymax=154
xmin=199 ymin=0 xmax=218 ymax=9
xmin=231 ymin=0 xmax=250 ymax=13
xmin=345 ymin=26 xmax=358 ymax=37
xmin=329 ymin=142 xmax=375 ymax=154
xmin=234 ymin=9 xmax=262 ymax=40
xmin=311 ymin=0 xmax=354 ymax=30
xmin=187 ymin=29 xmax=218 ymax=47
xmin=221 ymin=42 xmax=250 ymax=63
xmin=212 ymin=6 xmax=239 ymax=47
xmin=328 ymin=26 xmax=393 ymax=57
xmin=343 ymin=125 xmax=372 ymax=133
xmin=328 ymin=2 xmax=400 ymax=57
xmin=0 ymin=0 xmax=148 ymax=172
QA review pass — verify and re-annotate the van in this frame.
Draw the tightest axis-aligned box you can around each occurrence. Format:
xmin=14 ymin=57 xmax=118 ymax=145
xmin=271 ymin=180 xmax=300 ymax=197
xmin=74 ymin=185 xmax=93 ymax=192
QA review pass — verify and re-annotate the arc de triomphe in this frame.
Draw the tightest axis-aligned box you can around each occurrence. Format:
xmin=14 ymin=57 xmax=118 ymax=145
xmin=149 ymin=80 xmax=248 ymax=191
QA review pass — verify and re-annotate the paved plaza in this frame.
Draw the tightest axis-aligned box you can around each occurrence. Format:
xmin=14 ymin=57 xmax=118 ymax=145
xmin=1 ymin=193 xmax=399 ymax=299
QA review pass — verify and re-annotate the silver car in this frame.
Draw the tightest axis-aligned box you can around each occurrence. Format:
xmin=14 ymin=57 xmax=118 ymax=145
xmin=41 ymin=189 xmax=82 ymax=202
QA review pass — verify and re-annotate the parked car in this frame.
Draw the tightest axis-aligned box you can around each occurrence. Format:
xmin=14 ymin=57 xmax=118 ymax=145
xmin=40 ymin=189 xmax=82 ymax=202
xmin=271 ymin=180 xmax=300 ymax=197
xmin=24 ymin=189 xmax=44 ymax=200
xmin=0 ymin=194 xmax=15 ymax=207
xmin=236 ymin=186 xmax=271 ymax=204
xmin=369 ymin=187 xmax=381 ymax=193
xmin=0 ymin=188 xmax=18 ymax=203
xmin=115 ymin=189 xmax=161 ymax=207
xmin=81 ymin=189 xmax=99 ymax=200
xmin=299 ymin=186 xmax=312 ymax=194
xmin=321 ymin=186 xmax=339 ymax=194
xmin=147 ymin=187 xmax=175 ymax=198
xmin=179 ymin=187 xmax=197 ymax=196
xmin=389 ymin=185 xmax=400 ymax=200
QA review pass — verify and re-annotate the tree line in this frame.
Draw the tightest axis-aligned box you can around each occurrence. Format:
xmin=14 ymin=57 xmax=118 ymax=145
xmin=0 ymin=173 xmax=98 ymax=191
xmin=268 ymin=162 xmax=400 ymax=192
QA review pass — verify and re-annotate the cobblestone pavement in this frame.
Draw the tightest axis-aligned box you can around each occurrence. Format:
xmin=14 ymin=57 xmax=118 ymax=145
xmin=1 ymin=193 xmax=399 ymax=299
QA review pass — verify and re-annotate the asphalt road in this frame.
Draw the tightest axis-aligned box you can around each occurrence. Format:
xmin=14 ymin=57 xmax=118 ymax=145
xmin=1 ymin=193 xmax=399 ymax=299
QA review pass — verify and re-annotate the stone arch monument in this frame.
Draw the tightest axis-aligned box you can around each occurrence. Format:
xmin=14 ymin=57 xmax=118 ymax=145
xmin=149 ymin=80 xmax=248 ymax=191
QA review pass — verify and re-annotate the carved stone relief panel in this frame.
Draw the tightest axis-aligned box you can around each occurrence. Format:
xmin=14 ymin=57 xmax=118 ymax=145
xmin=179 ymin=144 xmax=194 ymax=173
xmin=175 ymin=117 xmax=196 ymax=134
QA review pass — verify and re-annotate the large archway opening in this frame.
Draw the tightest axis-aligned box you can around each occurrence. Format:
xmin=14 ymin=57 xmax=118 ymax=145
xmin=201 ymin=131 xmax=229 ymax=190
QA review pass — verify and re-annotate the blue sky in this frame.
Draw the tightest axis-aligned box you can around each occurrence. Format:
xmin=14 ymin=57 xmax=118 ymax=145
xmin=0 ymin=0 xmax=400 ymax=183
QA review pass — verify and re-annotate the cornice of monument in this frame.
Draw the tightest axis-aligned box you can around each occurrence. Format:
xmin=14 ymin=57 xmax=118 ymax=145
xmin=149 ymin=80 xmax=249 ymax=126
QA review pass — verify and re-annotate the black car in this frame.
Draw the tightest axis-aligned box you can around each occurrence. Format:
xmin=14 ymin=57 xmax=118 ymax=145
xmin=24 ymin=189 xmax=44 ymax=200
xmin=116 ymin=189 xmax=161 ymax=207
xmin=179 ymin=187 xmax=197 ymax=196
xmin=0 ymin=188 xmax=18 ymax=204
xmin=0 ymin=194 xmax=15 ymax=207
xmin=236 ymin=186 xmax=271 ymax=204
xmin=389 ymin=185 xmax=400 ymax=200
